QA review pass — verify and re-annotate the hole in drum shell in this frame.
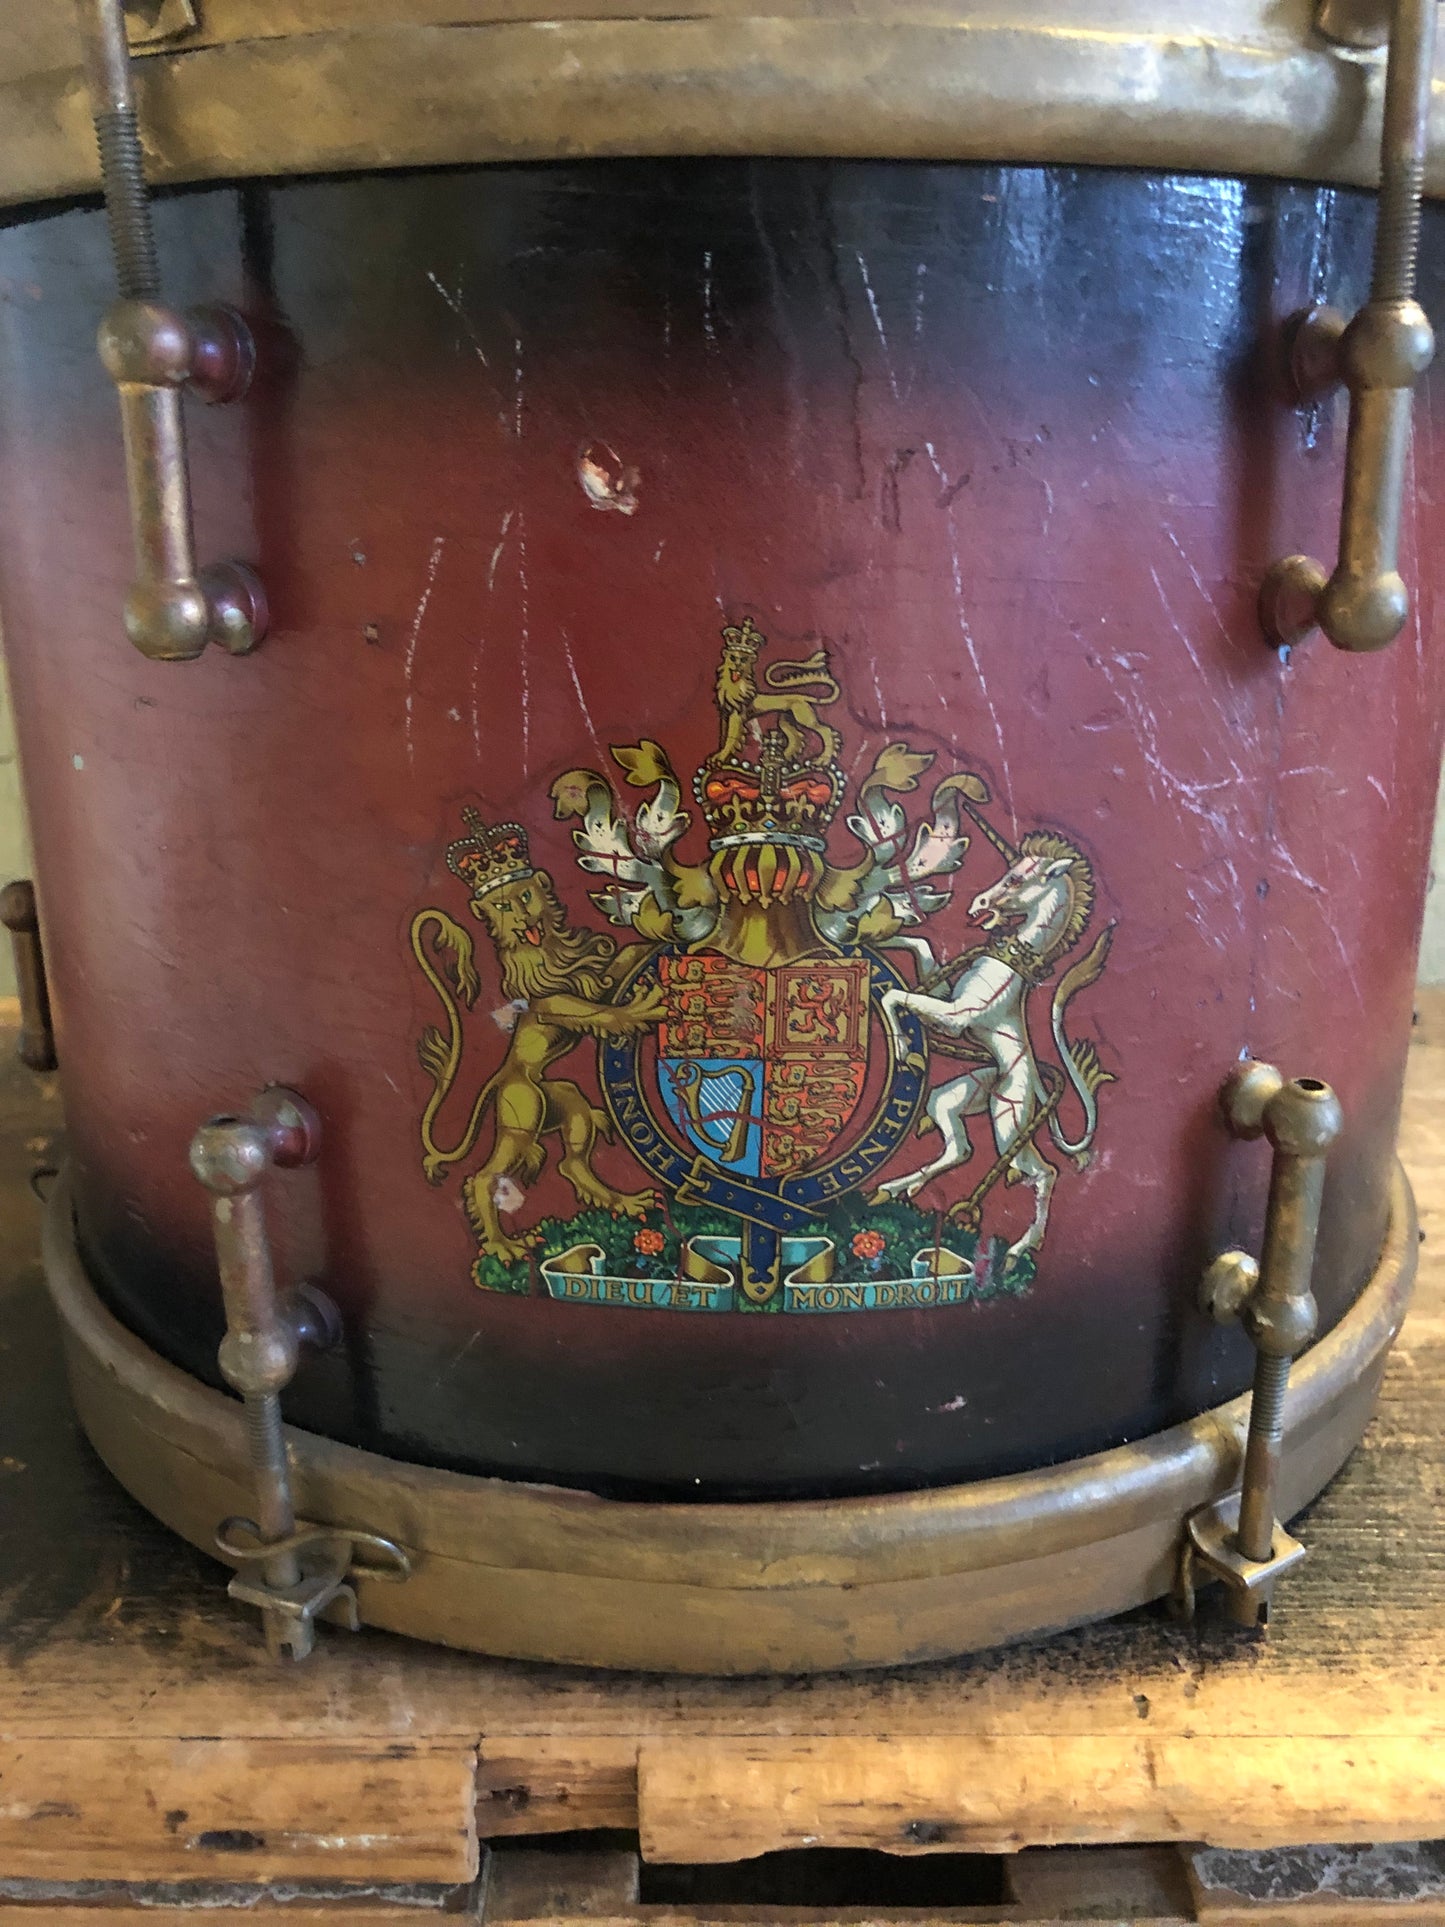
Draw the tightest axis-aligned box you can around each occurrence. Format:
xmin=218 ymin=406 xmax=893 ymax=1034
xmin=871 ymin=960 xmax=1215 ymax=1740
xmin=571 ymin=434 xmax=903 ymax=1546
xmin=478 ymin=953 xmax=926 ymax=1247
xmin=1295 ymin=1078 xmax=1327 ymax=1093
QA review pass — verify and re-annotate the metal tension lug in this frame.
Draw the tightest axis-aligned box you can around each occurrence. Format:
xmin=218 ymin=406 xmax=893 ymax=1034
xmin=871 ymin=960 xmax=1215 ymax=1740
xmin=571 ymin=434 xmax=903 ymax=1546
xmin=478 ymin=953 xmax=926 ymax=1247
xmin=1260 ymin=0 xmax=1438 ymax=654
xmin=1180 ymin=1062 xmax=1342 ymax=1628
xmin=190 ymin=1088 xmax=407 ymax=1659
xmin=96 ymin=298 xmax=267 ymax=661
xmin=79 ymin=0 xmax=268 ymax=662
xmin=0 ymin=881 xmax=56 ymax=1072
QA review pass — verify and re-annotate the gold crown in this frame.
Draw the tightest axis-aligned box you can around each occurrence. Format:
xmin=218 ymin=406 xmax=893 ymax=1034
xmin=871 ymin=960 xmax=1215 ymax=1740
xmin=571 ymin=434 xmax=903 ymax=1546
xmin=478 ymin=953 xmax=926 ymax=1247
xmin=720 ymin=613 xmax=765 ymax=660
xmin=696 ymin=731 xmax=843 ymax=853
xmin=445 ymin=807 xmax=533 ymax=898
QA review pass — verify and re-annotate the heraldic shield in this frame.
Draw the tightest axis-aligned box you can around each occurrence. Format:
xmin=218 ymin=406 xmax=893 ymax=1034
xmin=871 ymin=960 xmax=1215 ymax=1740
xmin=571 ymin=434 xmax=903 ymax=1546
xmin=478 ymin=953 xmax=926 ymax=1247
xmin=656 ymin=953 xmax=870 ymax=1180
xmin=601 ymin=942 xmax=927 ymax=1305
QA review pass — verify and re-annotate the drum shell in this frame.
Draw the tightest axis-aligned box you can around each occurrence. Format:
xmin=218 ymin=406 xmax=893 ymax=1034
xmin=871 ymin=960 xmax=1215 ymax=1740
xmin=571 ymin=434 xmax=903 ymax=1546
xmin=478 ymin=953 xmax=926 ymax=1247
xmin=0 ymin=160 xmax=1439 ymax=1498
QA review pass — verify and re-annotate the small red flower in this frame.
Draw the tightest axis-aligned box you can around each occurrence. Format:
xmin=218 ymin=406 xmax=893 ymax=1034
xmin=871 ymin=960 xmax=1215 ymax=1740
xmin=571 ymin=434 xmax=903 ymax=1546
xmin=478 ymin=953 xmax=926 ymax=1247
xmin=633 ymin=1227 xmax=666 ymax=1256
xmin=851 ymin=1229 xmax=887 ymax=1261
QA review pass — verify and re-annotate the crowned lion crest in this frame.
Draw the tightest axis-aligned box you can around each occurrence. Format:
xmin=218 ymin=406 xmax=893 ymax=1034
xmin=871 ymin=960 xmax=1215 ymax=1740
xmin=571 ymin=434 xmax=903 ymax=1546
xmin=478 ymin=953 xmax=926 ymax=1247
xmin=411 ymin=616 xmax=1114 ymax=1313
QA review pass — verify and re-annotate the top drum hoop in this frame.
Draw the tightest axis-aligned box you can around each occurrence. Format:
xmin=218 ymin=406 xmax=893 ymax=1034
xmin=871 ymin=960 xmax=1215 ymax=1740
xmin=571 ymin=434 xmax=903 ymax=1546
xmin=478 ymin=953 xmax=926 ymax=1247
xmin=4 ymin=2 xmax=1445 ymax=212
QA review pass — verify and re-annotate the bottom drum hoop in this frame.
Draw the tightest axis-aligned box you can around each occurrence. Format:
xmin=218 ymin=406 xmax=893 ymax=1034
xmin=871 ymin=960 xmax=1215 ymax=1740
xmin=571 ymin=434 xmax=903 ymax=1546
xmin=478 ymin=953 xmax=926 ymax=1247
xmin=43 ymin=1163 xmax=1416 ymax=1675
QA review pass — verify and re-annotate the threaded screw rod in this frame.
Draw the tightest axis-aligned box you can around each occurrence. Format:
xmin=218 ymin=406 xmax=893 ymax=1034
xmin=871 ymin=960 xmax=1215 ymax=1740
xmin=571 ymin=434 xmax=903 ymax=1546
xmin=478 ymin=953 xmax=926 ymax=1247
xmin=77 ymin=0 xmax=161 ymax=302
xmin=243 ymin=1391 xmax=302 ymax=1594
xmin=1235 ymin=1352 xmax=1293 ymax=1566
xmin=1371 ymin=0 xmax=1437 ymax=305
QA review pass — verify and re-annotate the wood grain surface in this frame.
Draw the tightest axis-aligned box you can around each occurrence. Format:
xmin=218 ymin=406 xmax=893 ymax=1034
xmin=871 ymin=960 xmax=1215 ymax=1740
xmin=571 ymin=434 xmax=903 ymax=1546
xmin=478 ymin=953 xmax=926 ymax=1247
xmin=0 ymin=1005 xmax=1441 ymax=1880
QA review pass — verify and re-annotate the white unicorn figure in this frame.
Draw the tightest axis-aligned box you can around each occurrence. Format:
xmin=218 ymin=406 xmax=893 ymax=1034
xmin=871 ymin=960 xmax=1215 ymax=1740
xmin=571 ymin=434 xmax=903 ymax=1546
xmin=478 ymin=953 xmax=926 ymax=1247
xmin=875 ymin=832 xmax=1114 ymax=1265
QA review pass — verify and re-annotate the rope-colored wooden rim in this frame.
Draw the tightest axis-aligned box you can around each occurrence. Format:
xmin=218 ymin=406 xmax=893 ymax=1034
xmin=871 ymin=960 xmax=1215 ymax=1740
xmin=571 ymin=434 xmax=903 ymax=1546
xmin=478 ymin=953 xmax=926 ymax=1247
xmin=4 ymin=5 xmax=1445 ymax=211
xmin=43 ymin=1162 xmax=1416 ymax=1673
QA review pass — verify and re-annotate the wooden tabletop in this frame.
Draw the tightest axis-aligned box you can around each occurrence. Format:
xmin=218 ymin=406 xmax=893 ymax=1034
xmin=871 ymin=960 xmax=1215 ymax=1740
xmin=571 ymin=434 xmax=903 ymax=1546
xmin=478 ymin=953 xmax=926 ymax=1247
xmin=0 ymin=1009 xmax=1442 ymax=1895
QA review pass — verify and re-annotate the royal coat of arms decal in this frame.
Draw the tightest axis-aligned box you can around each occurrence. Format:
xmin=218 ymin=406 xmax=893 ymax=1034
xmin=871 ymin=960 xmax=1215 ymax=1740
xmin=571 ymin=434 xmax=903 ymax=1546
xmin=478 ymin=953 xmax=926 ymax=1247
xmin=410 ymin=617 xmax=1115 ymax=1314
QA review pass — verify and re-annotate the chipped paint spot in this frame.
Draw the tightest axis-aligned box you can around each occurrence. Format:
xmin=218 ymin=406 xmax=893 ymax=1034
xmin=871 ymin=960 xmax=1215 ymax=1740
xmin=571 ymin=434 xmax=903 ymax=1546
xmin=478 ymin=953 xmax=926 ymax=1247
xmin=71 ymin=754 xmax=83 ymax=771
xmin=491 ymin=1174 xmax=525 ymax=1213
xmin=578 ymin=442 xmax=640 ymax=515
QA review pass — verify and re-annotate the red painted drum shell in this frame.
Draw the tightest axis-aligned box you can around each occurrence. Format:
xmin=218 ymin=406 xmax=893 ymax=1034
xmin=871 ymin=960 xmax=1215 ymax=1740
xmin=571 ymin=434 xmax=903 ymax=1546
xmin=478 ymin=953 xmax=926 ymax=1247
xmin=0 ymin=161 xmax=1438 ymax=1498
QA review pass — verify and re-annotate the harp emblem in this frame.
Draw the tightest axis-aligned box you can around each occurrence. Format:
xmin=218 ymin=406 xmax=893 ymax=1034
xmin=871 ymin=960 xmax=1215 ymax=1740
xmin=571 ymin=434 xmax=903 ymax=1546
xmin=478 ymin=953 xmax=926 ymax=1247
xmin=663 ymin=1059 xmax=759 ymax=1169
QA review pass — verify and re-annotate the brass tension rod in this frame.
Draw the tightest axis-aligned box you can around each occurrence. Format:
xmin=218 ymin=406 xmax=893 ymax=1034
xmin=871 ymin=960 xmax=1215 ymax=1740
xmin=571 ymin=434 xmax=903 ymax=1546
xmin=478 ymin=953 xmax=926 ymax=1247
xmin=1187 ymin=1064 xmax=1343 ymax=1628
xmin=190 ymin=1089 xmax=408 ymax=1659
xmin=1261 ymin=0 xmax=1441 ymax=653
xmin=75 ymin=0 xmax=267 ymax=660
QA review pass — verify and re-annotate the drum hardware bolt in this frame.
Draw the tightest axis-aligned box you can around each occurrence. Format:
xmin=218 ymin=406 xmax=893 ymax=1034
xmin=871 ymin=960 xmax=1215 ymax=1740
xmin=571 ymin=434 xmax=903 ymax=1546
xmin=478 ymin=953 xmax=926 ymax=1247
xmin=1283 ymin=305 xmax=1348 ymax=399
xmin=0 ymin=881 xmax=56 ymax=1073
xmin=190 ymin=1087 xmax=407 ymax=1659
xmin=77 ymin=0 xmax=268 ymax=663
xmin=1181 ymin=1064 xmax=1342 ymax=1628
xmin=1315 ymin=0 xmax=1394 ymax=48
xmin=1260 ymin=0 xmax=1439 ymax=655
xmin=1199 ymin=1249 xmax=1260 ymax=1326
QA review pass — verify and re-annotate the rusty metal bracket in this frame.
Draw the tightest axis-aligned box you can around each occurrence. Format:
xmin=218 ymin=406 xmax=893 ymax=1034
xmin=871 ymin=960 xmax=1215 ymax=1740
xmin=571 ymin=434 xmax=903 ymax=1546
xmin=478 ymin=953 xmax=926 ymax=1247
xmin=123 ymin=0 xmax=199 ymax=49
xmin=75 ymin=0 xmax=266 ymax=661
xmin=189 ymin=1088 xmax=407 ymax=1658
xmin=1182 ymin=1061 xmax=1343 ymax=1627
xmin=1260 ymin=0 xmax=1440 ymax=653
xmin=215 ymin=1519 xmax=410 ymax=1651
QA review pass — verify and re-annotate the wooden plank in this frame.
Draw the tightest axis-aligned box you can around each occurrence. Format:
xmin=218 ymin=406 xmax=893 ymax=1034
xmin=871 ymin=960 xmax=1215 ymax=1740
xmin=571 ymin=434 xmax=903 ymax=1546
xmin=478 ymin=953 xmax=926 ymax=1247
xmin=478 ymin=1735 xmax=639 ymax=1836
xmin=0 ymin=1738 xmax=479 ymax=1885
xmin=635 ymin=1736 xmax=1445 ymax=1863
xmin=1195 ymin=1898 xmax=1445 ymax=1924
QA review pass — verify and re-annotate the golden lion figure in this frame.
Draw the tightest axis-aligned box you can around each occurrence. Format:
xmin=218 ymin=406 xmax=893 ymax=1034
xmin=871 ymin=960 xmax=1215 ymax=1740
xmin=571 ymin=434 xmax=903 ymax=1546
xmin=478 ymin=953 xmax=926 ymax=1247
xmin=710 ymin=615 xmax=843 ymax=770
xmin=411 ymin=870 xmax=663 ymax=1267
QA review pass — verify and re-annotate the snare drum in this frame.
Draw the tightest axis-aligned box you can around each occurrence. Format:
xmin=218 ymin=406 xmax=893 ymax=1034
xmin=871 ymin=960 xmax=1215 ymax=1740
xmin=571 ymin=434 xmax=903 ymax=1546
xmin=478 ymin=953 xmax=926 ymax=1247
xmin=0 ymin=0 xmax=1439 ymax=1670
